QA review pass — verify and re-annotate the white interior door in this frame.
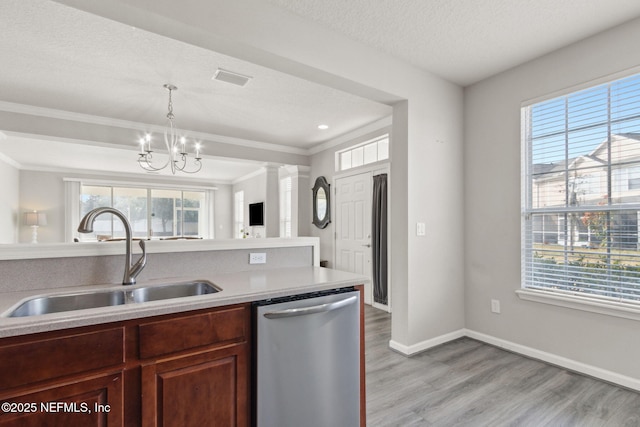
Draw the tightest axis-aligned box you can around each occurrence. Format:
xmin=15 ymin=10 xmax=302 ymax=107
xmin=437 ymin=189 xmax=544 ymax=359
xmin=335 ymin=172 xmax=373 ymax=304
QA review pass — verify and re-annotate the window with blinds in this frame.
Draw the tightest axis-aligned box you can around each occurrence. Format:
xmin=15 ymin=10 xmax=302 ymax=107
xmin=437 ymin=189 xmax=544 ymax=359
xmin=523 ymin=73 xmax=640 ymax=303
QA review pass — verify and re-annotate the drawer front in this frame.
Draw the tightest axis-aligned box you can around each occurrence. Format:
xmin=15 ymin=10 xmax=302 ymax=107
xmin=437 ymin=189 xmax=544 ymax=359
xmin=138 ymin=305 xmax=248 ymax=359
xmin=0 ymin=328 xmax=125 ymax=390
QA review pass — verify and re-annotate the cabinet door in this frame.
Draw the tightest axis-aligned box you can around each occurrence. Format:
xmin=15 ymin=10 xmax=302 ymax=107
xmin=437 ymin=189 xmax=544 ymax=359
xmin=0 ymin=372 xmax=123 ymax=427
xmin=141 ymin=345 xmax=248 ymax=427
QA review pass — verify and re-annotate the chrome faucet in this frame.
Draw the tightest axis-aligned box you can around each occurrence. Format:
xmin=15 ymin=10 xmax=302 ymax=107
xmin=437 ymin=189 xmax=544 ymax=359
xmin=77 ymin=207 xmax=147 ymax=285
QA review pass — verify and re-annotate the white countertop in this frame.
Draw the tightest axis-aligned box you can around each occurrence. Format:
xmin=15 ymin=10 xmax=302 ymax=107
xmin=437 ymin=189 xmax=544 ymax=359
xmin=0 ymin=237 xmax=320 ymax=261
xmin=0 ymin=267 xmax=368 ymax=338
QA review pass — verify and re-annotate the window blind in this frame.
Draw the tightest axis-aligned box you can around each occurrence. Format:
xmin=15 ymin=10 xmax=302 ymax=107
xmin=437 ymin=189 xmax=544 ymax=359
xmin=523 ymin=73 xmax=640 ymax=303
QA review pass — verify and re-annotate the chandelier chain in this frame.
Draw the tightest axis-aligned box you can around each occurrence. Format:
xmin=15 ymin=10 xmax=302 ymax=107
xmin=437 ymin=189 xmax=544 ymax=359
xmin=166 ymin=86 xmax=174 ymax=120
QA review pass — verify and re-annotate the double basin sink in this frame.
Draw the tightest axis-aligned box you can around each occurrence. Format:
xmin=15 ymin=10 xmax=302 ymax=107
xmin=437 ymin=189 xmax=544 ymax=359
xmin=6 ymin=281 xmax=221 ymax=318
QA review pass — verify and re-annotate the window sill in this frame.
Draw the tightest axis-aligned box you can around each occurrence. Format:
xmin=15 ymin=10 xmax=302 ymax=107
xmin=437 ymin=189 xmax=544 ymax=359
xmin=516 ymin=288 xmax=640 ymax=321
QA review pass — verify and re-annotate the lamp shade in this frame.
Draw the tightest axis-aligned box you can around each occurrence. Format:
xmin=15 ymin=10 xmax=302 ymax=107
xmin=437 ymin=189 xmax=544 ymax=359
xmin=24 ymin=211 xmax=47 ymax=227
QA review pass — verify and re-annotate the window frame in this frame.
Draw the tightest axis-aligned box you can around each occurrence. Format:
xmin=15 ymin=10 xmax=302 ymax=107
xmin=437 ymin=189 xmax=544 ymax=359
xmin=520 ymin=72 xmax=640 ymax=320
xmin=69 ymin=179 xmax=215 ymax=241
xmin=234 ymin=190 xmax=244 ymax=238
xmin=279 ymin=176 xmax=292 ymax=238
xmin=335 ymin=134 xmax=390 ymax=172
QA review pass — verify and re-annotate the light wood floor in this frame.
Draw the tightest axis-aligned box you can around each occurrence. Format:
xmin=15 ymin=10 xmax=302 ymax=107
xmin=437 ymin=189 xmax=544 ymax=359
xmin=364 ymin=305 xmax=640 ymax=426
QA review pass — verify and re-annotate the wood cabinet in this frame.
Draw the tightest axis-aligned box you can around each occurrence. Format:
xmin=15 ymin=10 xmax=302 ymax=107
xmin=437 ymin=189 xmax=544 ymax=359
xmin=0 ymin=304 xmax=251 ymax=427
xmin=0 ymin=373 xmax=124 ymax=427
xmin=141 ymin=346 xmax=247 ymax=427
xmin=138 ymin=306 xmax=250 ymax=427
xmin=0 ymin=326 xmax=125 ymax=426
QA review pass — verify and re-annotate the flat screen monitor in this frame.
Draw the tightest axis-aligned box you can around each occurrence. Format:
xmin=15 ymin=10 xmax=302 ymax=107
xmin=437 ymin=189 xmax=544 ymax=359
xmin=249 ymin=202 xmax=264 ymax=226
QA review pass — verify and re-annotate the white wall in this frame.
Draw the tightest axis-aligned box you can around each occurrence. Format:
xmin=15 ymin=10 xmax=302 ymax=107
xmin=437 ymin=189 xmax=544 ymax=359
xmin=0 ymin=159 xmax=19 ymax=243
xmin=19 ymin=170 xmax=65 ymax=243
xmin=464 ymin=17 xmax=640 ymax=380
xmin=297 ymin=175 xmax=311 ymax=237
xmin=264 ymin=166 xmax=279 ymax=238
xmin=213 ymin=184 xmax=232 ymax=239
xmin=309 ymin=147 xmax=337 ymax=266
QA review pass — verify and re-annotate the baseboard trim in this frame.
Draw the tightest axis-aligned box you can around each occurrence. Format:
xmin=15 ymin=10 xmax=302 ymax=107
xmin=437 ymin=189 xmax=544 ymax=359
xmin=389 ymin=329 xmax=465 ymax=356
xmin=464 ymin=329 xmax=640 ymax=392
xmin=388 ymin=328 xmax=640 ymax=392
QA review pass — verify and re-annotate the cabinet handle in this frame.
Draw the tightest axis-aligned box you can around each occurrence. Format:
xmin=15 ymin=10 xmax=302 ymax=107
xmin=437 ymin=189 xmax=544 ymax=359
xmin=263 ymin=295 xmax=357 ymax=319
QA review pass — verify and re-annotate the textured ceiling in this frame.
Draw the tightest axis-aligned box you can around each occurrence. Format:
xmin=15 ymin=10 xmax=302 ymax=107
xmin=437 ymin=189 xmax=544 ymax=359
xmin=4 ymin=0 xmax=640 ymax=181
xmin=0 ymin=0 xmax=391 ymax=149
xmin=268 ymin=0 xmax=640 ymax=86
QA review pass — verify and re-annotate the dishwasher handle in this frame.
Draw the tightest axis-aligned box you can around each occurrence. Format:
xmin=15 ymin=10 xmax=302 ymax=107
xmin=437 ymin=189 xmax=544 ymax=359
xmin=263 ymin=295 xmax=358 ymax=319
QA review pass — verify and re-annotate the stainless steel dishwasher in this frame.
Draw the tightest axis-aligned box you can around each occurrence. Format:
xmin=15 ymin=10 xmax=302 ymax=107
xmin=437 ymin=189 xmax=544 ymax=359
xmin=254 ymin=288 xmax=360 ymax=427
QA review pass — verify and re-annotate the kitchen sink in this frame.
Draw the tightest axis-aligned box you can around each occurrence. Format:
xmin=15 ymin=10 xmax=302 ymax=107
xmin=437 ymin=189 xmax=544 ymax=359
xmin=5 ymin=281 xmax=221 ymax=318
xmin=8 ymin=290 xmax=126 ymax=317
xmin=132 ymin=281 xmax=220 ymax=303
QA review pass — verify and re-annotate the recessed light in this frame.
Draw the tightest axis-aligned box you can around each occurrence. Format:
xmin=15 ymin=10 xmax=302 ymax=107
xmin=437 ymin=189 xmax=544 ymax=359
xmin=318 ymin=124 xmax=329 ymax=130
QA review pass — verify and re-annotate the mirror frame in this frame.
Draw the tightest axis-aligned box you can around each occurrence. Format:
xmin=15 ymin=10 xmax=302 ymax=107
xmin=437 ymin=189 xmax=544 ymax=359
xmin=312 ymin=176 xmax=331 ymax=229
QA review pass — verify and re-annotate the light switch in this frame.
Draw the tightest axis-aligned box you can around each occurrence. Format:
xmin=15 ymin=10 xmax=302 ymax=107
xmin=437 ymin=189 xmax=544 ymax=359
xmin=416 ymin=222 xmax=426 ymax=236
xmin=491 ymin=299 xmax=501 ymax=314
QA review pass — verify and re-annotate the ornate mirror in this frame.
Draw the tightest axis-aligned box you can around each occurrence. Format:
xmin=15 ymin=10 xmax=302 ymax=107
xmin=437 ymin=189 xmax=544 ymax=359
xmin=312 ymin=176 xmax=331 ymax=229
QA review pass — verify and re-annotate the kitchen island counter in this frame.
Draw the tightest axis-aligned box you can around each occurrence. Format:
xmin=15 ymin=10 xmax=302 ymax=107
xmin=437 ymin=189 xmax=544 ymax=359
xmin=0 ymin=266 xmax=368 ymax=338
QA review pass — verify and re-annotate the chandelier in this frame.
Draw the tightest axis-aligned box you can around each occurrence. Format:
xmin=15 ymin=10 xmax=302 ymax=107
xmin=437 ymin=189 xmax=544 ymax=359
xmin=138 ymin=84 xmax=202 ymax=174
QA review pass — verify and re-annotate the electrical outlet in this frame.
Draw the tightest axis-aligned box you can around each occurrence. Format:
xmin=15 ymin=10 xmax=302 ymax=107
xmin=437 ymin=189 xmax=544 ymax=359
xmin=416 ymin=222 xmax=426 ymax=236
xmin=249 ymin=253 xmax=267 ymax=264
xmin=491 ymin=299 xmax=501 ymax=314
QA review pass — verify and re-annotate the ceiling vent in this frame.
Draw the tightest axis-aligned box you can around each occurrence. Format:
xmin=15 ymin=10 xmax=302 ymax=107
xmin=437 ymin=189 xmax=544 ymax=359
xmin=212 ymin=69 xmax=252 ymax=87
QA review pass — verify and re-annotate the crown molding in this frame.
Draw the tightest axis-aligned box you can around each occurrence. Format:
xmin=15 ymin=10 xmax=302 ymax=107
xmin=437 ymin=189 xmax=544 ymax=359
xmin=281 ymin=164 xmax=311 ymax=179
xmin=232 ymin=167 xmax=267 ymax=185
xmin=0 ymin=102 xmax=391 ymax=158
xmin=0 ymin=100 xmax=309 ymax=156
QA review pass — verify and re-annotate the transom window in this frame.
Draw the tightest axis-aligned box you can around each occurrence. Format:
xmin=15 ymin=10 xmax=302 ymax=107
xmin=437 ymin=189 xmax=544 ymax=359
xmin=522 ymin=73 xmax=640 ymax=303
xmin=336 ymin=134 xmax=389 ymax=172
xmin=79 ymin=184 xmax=210 ymax=240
